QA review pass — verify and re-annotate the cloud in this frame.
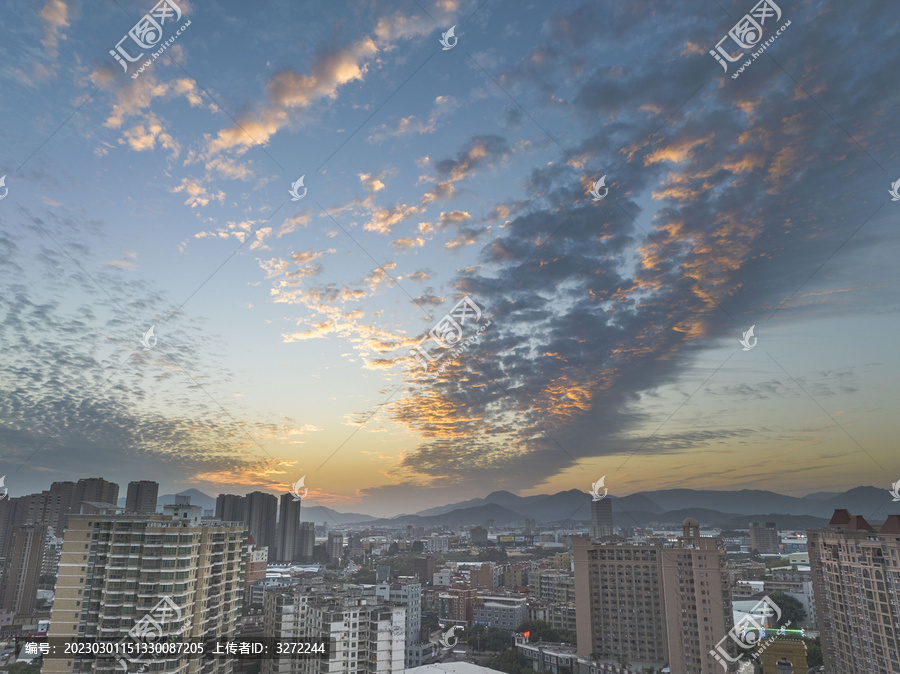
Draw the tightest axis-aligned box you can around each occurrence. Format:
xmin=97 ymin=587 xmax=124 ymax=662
xmin=39 ymin=0 xmax=69 ymax=59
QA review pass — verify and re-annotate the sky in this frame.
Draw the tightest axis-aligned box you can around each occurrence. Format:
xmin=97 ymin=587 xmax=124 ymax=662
xmin=0 ymin=0 xmax=898 ymax=518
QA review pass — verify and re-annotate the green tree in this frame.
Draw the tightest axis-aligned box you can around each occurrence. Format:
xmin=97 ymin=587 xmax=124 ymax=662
xmin=477 ymin=548 xmax=508 ymax=562
xmin=516 ymin=620 xmax=576 ymax=645
xmin=804 ymin=636 xmax=823 ymax=667
xmin=411 ymin=541 xmax=424 ymax=553
xmin=766 ymin=591 xmax=807 ymax=627
xmin=487 ymin=649 xmax=529 ymax=674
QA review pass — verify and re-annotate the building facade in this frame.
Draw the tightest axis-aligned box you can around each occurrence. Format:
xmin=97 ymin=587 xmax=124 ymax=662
xmin=750 ymin=522 xmax=780 ymax=554
xmin=808 ymin=509 xmax=900 ymax=673
xmin=574 ymin=518 xmax=733 ymax=674
xmin=124 ymin=481 xmax=158 ymax=514
xmin=44 ymin=509 xmax=246 ymax=674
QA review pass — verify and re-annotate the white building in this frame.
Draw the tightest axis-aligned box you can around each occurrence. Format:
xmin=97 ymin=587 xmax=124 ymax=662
xmin=375 ymin=578 xmax=428 ymax=668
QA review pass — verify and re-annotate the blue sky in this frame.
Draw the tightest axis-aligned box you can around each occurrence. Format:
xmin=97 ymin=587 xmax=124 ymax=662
xmin=0 ymin=0 xmax=898 ymax=517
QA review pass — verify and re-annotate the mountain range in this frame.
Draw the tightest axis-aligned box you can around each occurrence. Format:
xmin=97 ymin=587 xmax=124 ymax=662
xmin=120 ymin=485 xmax=897 ymax=530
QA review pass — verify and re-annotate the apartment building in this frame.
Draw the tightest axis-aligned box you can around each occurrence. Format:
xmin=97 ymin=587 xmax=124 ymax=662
xmin=574 ymin=518 xmax=733 ymax=674
xmin=262 ymin=587 xmax=406 ymax=674
xmin=45 ymin=506 xmax=246 ymax=674
xmin=808 ymin=509 xmax=900 ymax=673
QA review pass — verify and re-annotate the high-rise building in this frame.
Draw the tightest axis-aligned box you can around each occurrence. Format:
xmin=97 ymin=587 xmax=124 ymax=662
xmin=45 ymin=509 xmax=247 ymax=674
xmin=574 ymin=518 xmax=733 ymax=674
xmin=375 ymin=578 xmax=425 ymax=667
xmin=216 ymin=493 xmax=245 ymax=522
xmin=277 ymin=493 xmax=302 ymax=562
xmin=326 ymin=532 xmax=343 ymax=561
xmin=413 ymin=555 xmax=435 ymax=586
xmin=48 ymin=481 xmax=78 ymax=532
xmin=124 ymin=480 xmax=158 ymax=514
xmin=524 ymin=518 xmax=536 ymax=535
xmin=243 ymin=491 xmax=277 ymax=551
xmin=749 ymin=521 xmax=780 ymax=554
xmin=73 ymin=477 xmax=119 ymax=507
xmin=470 ymin=526 xmax=488 ymax=544
xmin=0 ymin=523 xmax=48 ymax=617
xmin=808 ymin=509 xmax=900 ymax=672
xmin=589 ymin=496 xmax=613 ymax=539
xmin=297 ymin=521 xmax=315 ymax=560
xmin=263 ymin=587 xmax=406 ymax=674
xmin=245 ymin=536 xmax=269 ymax=605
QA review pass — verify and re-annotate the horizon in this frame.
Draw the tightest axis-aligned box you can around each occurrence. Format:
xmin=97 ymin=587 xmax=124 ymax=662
xmin=1 ymin=0 xmax=898 ymax=520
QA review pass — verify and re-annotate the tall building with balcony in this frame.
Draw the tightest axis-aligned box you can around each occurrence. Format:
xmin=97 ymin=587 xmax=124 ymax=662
xmin=749 ymin=522 xmax=780 ymax=554
xmin=438 ymin=583 xmax=476 ymax=625
xmin=298 ymin=521 xmax=315 ymax=560
xmin=277 ymin=493 xmax=303 ymax=562
xmin=574 ymin=518 xmax=733 ymax=674
xmin=44 ymin=507 xmax=247 ymax=674
xmin=216 ymin=494 xmax=246 ymax=522
xmin=590 ymin=497 xmax=613 ymax=539
xmin=326 ymin=533 xmax=344 ymax=562
xmin=808 ymin=509 xmax=900 ymax=673
xmin=262 ymin=587 xmax=406 ymax=674
xmin=124 ymin=481 xmax=159 ymax=515
xmin=0 ymin=523 xmax=48 ymax=617
xmin=74 ymin=477 xmax=119 ymax=508
xmin=413 ymin=555 xmax=435 ymax=586
xmin=375 ymin=578 xmax=426 ymax=667
xmin=243 ymin=491 xmax=277 ymax=551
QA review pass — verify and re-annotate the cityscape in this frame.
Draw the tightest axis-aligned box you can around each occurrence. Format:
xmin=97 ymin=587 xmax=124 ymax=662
xmin=1 ymin=0 xmax=899 ymax=673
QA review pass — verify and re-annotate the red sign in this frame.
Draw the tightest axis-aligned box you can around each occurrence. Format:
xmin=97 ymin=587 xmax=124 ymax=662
xmin=523 ymin=631 xmax=530 ymax=639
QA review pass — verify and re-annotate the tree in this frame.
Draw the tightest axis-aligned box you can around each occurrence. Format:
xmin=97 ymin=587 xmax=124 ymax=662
xmin=388 ymin=542 xmax=400 ymax=555
xmin=766 ymin=591 xmax=807 ymax=627
xmin=804 ymin=636 xmax=823 ymax=667
xmin=477 ymin=548 xmax=508 ymax=562
xmin=516 ymin=620 xmax=576 ymax=645
xmin=411 ymin=540 xmax=424 ymax=553
xmin=487 ymin=649 xmax=529 ymax=674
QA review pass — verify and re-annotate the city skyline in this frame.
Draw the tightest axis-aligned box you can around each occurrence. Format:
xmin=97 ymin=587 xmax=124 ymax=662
xmin=1 ymin=0 xmax=899 ymax=520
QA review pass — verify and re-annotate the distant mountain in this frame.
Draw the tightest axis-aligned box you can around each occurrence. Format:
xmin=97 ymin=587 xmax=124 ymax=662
xmin=351 ymin=503 xmax=524 ymax=528
xmin=801 ymin=492 xmax=841 ymax=501
xmin=722 ymin=513 xmax=830 ymax=531
xmin=300 ymin=505 xmax=375 ymax=525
